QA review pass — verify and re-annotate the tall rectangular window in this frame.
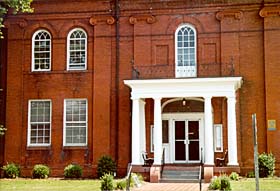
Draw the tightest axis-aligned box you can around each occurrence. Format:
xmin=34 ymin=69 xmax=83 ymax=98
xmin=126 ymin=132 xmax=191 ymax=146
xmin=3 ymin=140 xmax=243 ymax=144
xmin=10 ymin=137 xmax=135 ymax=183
xmin=32 ymin=30 xmax=51 ymax=71
xmin=150 ymin=120 xmax=169 ymax=152
xmin=214 ymin=124 xmax=223 ymax=152
xmin=64 ymin=99 xmax=87 ymax=146
xmin=28 ymin=100 xmax=51 ymax=146
xmin=67 ymin=28 xmax=87 ymax=70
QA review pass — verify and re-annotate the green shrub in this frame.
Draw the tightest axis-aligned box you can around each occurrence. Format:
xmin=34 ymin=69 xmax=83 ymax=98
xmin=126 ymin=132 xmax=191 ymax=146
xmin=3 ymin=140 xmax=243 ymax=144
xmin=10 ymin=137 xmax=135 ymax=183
xmin=229 ymin=172 xmax=239 ymax=181
xmin=115 ymin=179 xmax=126 ymax=190
xmin=32 ymin=164 xmax=50 ymax=179
xmin=2 ymin=163 xmax=20 ymax=178
xmin=247 ymin=171 xmax=255 ymax=178
xmin=258 ymin=152 xmax=275 ymax=177
xmin=64 ymin=164 xmax=83 ymax=178
xmin=209 ymin=175 xmax=231 ymax=191
xmin=97 ymin=155 xmax=116 ymax=178
xmin=100 ymin=173 xmax=114 ymax=191
xmin=220 ymin=175 xmax=231 ymax=191
xmin=209 ymin=176 xmax=221 ymax=190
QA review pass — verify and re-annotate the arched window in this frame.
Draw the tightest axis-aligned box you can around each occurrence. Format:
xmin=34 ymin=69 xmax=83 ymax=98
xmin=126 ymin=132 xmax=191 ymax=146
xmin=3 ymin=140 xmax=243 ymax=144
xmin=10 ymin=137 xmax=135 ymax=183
xmin=67 ymin=28 xmax=87 ymax=70
xmin=175 ymin=24 xmax=197 ymax=77
xmin=32 ymin=30 xmax=51 ymax=71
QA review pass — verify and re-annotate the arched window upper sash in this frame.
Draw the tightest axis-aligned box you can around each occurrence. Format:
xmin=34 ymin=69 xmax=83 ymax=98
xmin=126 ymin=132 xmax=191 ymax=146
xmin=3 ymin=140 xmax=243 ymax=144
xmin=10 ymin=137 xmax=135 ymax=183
xmin=175 ymin=24 xmax=197 ymax=78
xmin=32 ymin=30 xmax=52 ymax=71
xmin=67 ymin=28 xmax=87 ymax=70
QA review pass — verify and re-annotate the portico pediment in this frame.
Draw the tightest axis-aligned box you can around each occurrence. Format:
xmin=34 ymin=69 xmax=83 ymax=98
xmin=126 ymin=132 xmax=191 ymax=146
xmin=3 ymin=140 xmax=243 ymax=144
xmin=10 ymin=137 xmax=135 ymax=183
xmin=124 ymin=77 xmax=242 ymax=99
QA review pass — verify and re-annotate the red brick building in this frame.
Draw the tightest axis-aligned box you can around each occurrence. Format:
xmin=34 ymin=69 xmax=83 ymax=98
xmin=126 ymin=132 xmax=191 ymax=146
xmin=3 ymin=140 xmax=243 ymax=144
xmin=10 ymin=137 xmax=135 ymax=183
xmin=1 ymin=0 xmax=280 ymax=182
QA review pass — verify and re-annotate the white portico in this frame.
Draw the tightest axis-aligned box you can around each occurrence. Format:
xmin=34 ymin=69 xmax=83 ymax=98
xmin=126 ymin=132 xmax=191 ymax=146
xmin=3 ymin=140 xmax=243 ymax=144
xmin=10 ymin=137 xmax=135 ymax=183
xmin=124 ymin=77 xmax=242 ymax=167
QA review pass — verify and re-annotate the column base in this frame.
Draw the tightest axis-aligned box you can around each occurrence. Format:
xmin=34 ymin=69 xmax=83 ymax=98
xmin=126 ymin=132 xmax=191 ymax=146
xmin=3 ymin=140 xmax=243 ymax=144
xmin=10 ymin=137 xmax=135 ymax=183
xmin=227 ymin=163 xmax=239 ymax=166
xmin=150 ymin=165 xmax=161 ymax=183
xmin=204 ymin=166 xmax=214 ymax=183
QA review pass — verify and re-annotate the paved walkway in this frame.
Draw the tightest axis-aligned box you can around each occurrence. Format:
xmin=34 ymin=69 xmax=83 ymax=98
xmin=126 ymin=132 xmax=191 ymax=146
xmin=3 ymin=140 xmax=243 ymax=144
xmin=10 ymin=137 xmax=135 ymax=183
xmin=131 ymin=182 xmax=209 ymax=191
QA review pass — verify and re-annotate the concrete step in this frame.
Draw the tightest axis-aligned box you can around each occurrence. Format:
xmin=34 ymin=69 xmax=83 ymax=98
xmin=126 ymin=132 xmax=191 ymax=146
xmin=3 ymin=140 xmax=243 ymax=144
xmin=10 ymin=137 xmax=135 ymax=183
xmin=162 ymin=170 xmax=199 ymax=176
xmin=160 ymin=178 xmax=200 ymax=183
xmin=160 ymin=165 xmax=202 ymax=183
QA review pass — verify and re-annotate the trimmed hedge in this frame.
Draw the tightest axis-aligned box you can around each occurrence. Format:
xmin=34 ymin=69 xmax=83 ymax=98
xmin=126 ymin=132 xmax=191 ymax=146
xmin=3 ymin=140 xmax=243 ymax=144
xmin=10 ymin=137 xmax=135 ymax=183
xmin=64 ymin=164 xmax=83 ymax=178
xmin=32 ymin=164 xmax=50 ymax=179
xmin=97 ymin=155 xmax=116 ymax=178
xmin=2 ymin=163 xmax=20 ymax=178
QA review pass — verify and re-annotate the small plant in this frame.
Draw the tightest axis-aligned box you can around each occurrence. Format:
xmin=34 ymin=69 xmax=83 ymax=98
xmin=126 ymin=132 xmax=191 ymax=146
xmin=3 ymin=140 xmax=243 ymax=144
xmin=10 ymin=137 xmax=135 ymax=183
xmin=220 ymin=175 xmax=231 ymax=191
xmin=247 ymin=171 xmax=255 ymax=178
xmin=115 ymin=179 xmax=126 ymax=190
xmin=32 ymin=164 xmax=50 ymax=179
xmin=229 ymin=172 xmax=239 ymax=181
xmin=2 ymin=163 xmax=20 ymax=178
xmin=97 ymin=155 xmax=116 ymax=178
xmin=100 ymin=173 xmax=114 ymax=191
xmin=64 ymin=164 xmax=83 ymax=178
xmin=130 ymin=173 xmax=143 ymax=187
xmin=258 ymin=152 xmax=275 ymax=177
xmin=209 ymin=174 xmax=231 ymax=191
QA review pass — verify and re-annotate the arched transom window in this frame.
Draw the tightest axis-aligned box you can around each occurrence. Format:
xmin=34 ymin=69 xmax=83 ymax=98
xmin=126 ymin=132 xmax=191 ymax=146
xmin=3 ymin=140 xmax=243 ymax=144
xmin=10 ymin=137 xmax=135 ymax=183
xmin=175 ymin=24 xmax=197 ymax=78
xmin=32 ymin=30 xmax=51 ymax=71
xmin=67 ymin=28 xmax=87 ymax=70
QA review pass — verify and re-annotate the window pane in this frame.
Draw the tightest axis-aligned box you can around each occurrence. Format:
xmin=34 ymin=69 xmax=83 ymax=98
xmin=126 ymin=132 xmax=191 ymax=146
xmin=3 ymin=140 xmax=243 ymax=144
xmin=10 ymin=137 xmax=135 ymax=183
xmin=33 ymin=31 xmax=51 ymax=71
xmin=29 ymin=100 xmax=51 ymax=145
xmin=64 ymin=99 xmax=87 ymax=145
xmin=68 ymin=29 xmax=87 ymax=70
xmin=176 ymin=26 xmax=196 ymax=71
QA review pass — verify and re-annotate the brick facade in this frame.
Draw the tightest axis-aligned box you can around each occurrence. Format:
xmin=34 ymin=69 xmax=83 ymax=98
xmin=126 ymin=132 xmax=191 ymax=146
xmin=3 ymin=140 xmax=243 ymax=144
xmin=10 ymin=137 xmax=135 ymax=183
xmin=1 ymin=0 xmax=280 ymax=178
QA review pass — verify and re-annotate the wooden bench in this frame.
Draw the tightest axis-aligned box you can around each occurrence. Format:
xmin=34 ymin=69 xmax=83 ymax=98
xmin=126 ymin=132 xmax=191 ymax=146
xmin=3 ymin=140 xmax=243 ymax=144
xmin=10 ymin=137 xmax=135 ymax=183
xmin=216 ymin=149 xmax=228 ymax=167
xmin=142 ymin=152 xmax=154 ymax=166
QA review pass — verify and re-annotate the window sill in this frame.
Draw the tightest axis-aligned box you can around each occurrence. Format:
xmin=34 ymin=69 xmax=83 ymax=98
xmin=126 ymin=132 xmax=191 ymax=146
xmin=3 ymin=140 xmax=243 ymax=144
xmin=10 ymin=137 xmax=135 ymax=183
xmin=26 ymin=146 xmax=51 ymax=150
xmin=63 ymin=146 xmax=88 ymax=150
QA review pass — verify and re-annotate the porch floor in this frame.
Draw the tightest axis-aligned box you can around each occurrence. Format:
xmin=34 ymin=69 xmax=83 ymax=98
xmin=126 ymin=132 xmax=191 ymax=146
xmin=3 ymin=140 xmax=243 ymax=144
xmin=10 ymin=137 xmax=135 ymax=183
xmin=132 ymin=182 xmax=209 ymax=191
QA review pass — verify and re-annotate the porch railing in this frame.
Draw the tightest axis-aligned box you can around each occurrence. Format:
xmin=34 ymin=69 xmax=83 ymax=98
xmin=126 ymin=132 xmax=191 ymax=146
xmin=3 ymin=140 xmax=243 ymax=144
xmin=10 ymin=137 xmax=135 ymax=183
xmin=199 ymin=147 xmax=204 ymax=191
xmin=160 ymin=148 xmax=165 ymax=178
xmin=126 ymin=163 xmax=132 ymax=191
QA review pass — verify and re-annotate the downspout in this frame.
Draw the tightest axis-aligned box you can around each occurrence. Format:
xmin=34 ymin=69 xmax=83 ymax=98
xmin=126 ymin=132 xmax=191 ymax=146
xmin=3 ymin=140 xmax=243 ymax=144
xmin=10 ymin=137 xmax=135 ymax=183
xmin=114 ymin=0 xmax=120 ymax=167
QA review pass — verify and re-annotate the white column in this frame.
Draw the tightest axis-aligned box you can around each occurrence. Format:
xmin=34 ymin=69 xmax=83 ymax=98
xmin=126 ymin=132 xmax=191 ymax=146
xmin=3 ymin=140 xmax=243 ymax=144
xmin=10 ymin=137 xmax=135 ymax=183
xmin=139 ymin=99 xmax=146 ymax=164
xmin=227 ymin=96 xmax=239 ymax=166
xmin=153 ymin=97 xmax=162 ymax=165
xmin=131 ymin=98 xmax=141 ymax=165
xmin=204 ymin=96 xmax=214 ymax=165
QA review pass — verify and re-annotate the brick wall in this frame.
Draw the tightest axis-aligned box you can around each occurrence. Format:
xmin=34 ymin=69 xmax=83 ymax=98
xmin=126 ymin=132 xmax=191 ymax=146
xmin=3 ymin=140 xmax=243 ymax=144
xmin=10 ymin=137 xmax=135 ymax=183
xmin=2 ymin=0 xmax=280 ymax=177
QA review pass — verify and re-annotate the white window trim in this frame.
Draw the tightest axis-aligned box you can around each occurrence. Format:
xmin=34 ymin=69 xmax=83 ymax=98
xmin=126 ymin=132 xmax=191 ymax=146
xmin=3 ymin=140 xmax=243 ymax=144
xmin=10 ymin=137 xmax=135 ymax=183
xmin=31 ymin=30 xmax=52 ymax=72
xmin=63 ymin=98 xmax=88 ymax=147
xmin=67 ymin=28 xmax=87 ymax=71
xmin=175 ymin=23 xmax=197 ymax=78
xmin=150 ymin=125 xmax=154 ymax=153
xmin=214 ymin=124 xmax=223 ymax=152
xmin=27 ymin=99 xmax=52 ymax=147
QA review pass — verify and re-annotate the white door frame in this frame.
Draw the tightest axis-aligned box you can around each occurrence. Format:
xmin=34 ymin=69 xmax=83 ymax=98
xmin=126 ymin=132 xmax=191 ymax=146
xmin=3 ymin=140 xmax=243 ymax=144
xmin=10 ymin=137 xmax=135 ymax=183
xmin=162 ymin=113 xmax=204 ymax=164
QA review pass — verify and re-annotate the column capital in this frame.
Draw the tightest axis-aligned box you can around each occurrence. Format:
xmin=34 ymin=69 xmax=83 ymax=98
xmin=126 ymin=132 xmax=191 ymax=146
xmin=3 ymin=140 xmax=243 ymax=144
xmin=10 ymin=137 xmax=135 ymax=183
xmin=227 ymin=96 xmax=236 ymax=102
xmin=153 ymin=97 xmax=162 ymax=101
xmin=203 ymin=96 xmax=212 ymax=100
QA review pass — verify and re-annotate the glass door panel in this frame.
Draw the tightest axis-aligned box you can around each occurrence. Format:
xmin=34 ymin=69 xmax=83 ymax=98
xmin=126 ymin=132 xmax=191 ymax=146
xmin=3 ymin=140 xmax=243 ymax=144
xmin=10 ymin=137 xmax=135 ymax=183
xmin=188 ymin=121 xmax=200 ymax=161
xmin=175 ymin=121 xmax=186 ymax=161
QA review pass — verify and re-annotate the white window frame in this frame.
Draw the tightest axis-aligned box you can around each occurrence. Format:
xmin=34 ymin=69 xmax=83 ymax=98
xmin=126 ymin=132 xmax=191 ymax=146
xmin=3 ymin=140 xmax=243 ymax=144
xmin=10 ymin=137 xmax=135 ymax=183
xmin=175 ymin=24 xmax=197 ymax=78
xmin=150 ymin=125 xmax=154 ymax=153
xmin=27 ymin=99 xmax=52 ymax=147
xmin=32 ymin=30 xmax=52 ymax=72
xmin=63 ymin=99 xmax=88 ymax=146
xmin=67 ymin=28 xmax=87 ymax=70
xmin=214 ymin=124 xmax=223 ymax=152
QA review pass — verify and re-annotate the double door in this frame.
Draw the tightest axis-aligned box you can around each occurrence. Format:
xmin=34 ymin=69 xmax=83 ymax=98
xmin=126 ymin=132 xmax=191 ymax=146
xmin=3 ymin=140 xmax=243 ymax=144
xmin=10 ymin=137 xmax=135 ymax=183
xmin=174 ymin=120 xmax=200 ymax=162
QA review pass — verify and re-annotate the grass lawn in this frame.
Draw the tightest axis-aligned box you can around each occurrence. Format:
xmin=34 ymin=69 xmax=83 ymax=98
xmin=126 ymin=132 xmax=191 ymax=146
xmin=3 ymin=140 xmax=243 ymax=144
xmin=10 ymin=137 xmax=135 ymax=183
xmin=0 ymin=178 xmax=101 ymax=191
xmin=231 ymin=177 xmax=280 ymax=191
